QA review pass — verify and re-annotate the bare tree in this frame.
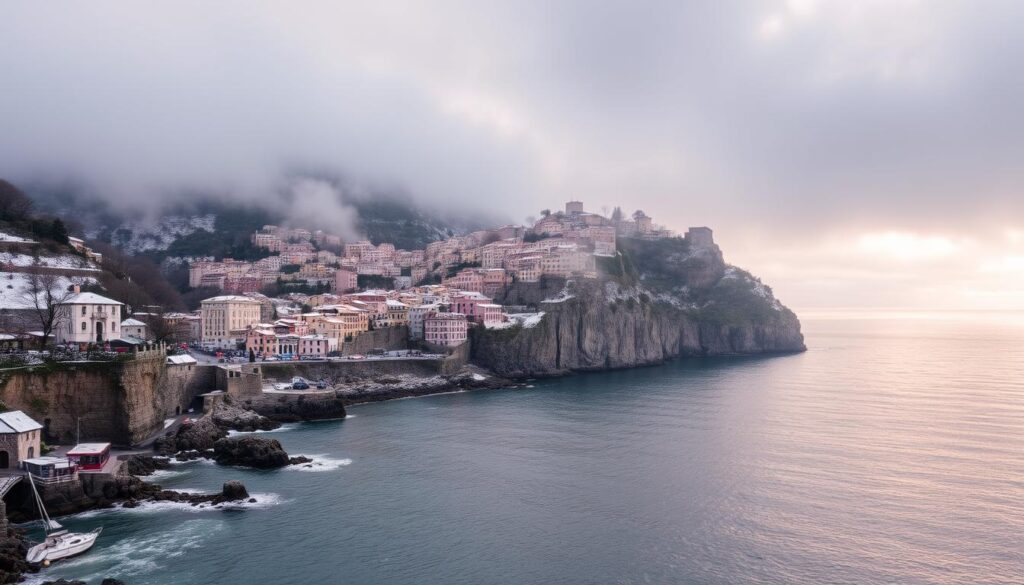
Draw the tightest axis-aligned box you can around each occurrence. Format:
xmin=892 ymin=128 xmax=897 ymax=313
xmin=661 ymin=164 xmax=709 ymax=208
xmin=143 ymin=310 xmax=176 ymax=344
xmin=21 ymin=265 xmax=80 ymax=348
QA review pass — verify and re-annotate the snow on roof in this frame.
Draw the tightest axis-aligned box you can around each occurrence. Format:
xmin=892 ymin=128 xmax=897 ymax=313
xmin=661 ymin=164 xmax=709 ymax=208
xmin=64 ymin=292 xmax=122 ymax=305
xmin=385 ymin=300 xmax=408 ymax=308
xmin=0 ymin=410 xmax=43 ymax=433
xmin=167 ymin=354 xmax=198 ymax=365
xmin=201 ymin=295 xmax=261 ymax=304
xmin=478 ymin=303 xmax=503 ymax=308
xmin=120 ymin=318 xmax=147 ymax=326
xmin=68 ymin=443 xmax=111 ymax=455
xmin=23 ymin=456 xmax=75 ymax=469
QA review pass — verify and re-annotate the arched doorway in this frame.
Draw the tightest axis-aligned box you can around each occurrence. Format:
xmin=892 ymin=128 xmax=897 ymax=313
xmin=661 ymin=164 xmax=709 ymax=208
xmin=27 ymin=446 xmax=34 ymax=459
xmin=0 ymin=451 xmax=9 ymax=469
xmin=96 ymin=321 xmax=104 ymax=343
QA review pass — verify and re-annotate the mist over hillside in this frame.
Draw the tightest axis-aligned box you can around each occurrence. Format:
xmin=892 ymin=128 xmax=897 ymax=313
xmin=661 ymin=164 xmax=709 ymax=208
xmin=25 ymin=175 xmax=504 ymax=258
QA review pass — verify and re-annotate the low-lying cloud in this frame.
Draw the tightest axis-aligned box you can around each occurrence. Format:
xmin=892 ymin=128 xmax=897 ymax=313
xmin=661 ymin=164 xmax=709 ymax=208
xmin=3 ymin=1 xmax=1024 ymax=308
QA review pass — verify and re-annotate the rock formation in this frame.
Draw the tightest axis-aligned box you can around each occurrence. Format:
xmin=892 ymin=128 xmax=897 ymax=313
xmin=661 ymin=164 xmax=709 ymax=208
xmin=213 ymin=436 xmax=291 ymax=469
xmin=474 ymin=237 xmax=805 ymax=377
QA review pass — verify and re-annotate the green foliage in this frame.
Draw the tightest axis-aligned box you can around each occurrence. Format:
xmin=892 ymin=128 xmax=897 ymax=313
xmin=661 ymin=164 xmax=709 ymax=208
xmin=358 ymin=274 xmax=394 ymax=290
xmin=163 ymin=230 xmax=270 ymax=262
xmin=694 ymin=269 xmax=787 ymax=326
xmin=445 ymin=261 xmax=482 ymax=278
xmin=29 ymin=397 xmax=49 ymax=413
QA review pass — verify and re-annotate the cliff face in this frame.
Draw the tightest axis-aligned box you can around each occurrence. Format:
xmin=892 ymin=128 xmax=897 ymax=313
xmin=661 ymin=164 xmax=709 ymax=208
xmin=0 ymin=357 xmax=214 ymax=445
xmin=472 ymin=237 xmax=805 ymax=378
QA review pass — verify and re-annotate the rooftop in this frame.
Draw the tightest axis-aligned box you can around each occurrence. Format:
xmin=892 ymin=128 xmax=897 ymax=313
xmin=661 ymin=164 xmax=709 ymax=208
xmin=0 ymin=410 xmax=43 ymax=434
xmin=67 ymin=443 xmax=111 ymax=455
xmin=63 ymin=292 xmax=122 ymax=306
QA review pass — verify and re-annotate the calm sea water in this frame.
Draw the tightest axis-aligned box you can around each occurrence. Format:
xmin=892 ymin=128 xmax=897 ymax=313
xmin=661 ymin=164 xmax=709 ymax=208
xmin=26 ymin=314 xmax=1024 ymax=585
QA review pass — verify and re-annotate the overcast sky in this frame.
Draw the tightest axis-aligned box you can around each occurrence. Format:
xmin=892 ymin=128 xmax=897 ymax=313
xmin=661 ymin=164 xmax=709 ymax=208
xmin=3 ymin=1 xmax=1023 ymax=311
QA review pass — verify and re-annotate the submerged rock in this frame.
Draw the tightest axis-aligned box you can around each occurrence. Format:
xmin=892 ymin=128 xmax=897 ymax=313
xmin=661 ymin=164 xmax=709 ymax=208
xmin=213 ymin=436 xmax=291 ymax=469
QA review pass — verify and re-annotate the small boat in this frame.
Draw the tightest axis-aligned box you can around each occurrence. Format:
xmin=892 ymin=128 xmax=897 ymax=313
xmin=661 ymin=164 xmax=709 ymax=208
xmin=24 ymin=474 xmax=102 ymax=565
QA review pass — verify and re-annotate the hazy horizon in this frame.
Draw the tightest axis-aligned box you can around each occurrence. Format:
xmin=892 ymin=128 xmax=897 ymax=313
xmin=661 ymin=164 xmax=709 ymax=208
xmin=3 ymin=1 xmax=1023 ymax=311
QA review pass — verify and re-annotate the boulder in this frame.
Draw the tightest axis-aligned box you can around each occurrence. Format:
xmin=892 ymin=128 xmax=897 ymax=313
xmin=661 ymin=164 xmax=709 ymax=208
xmin=219 ymin=481 xmax=249 ymax=501
xmin=211 ymin=402 xmax=280 ymax=433
xmin=121 ymin=455 xmax=172 ymax=477
xmin=155 ymin=417 xmax=226 ymax=455
xmin=101 ymin=580 xmax=126 ymax=585
xmin=213 ymin=436 xmax=291 ymax=469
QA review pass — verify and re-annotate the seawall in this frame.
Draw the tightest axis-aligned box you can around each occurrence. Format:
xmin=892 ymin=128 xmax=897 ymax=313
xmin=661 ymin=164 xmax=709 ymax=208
xmin=0 ymin=357 xmax=216 ymax=446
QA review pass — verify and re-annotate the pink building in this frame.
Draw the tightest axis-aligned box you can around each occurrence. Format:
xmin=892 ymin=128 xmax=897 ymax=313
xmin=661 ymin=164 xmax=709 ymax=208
xmin=424 ymin=312 xmax=468 ymax=347
xmin=335 ymin=269 xmax=358 ymax=293
xmin=450 ymin=291 xmax=501 ymax=324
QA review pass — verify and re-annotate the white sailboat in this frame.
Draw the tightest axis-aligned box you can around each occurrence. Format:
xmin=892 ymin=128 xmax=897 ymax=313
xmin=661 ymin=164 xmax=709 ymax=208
xmin=24 ymin=474 xmax=102 ymax=565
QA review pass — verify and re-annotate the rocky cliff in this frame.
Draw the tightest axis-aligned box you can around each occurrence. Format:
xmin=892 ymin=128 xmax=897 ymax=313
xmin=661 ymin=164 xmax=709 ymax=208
xmin=472 ymin=236 xmax=805 ymax=377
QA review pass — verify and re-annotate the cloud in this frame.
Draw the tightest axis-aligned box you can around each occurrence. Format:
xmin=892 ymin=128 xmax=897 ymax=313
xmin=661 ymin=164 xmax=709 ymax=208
xmin=1 ymin=1 xmax=1023 ymax=308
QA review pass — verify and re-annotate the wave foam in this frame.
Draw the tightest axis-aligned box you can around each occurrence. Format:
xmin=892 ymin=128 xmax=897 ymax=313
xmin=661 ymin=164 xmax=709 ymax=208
xmin=226 ymin=423 xmax=296 ymax=437
xmin=289 ymin=454 xmax=352 ymax=472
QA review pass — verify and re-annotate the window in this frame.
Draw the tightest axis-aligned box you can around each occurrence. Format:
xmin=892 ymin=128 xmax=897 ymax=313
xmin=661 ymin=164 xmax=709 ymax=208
xmin=81 ymin=306 xmax=86 ymax=316
xmin=81 ymin=322 xmax=87 ymax=331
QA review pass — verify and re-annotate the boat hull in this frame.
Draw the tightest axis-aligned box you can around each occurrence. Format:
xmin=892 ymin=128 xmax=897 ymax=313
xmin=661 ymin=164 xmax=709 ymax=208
xmin=26 ymin=529 xmax=102 ymax=564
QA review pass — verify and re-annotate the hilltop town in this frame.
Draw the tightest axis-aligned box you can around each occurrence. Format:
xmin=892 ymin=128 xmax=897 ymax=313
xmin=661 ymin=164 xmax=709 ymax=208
xmin=164 ymin=201 xmax=701 ymax=357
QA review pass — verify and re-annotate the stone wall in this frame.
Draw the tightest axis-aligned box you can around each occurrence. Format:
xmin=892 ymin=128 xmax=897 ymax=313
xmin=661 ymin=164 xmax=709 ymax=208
xmin=341 ymin=326 xmax=410 ymax=355
xmin=260 ymin=358 xmax=444 ymax=384
xmin=0 ymin=358 xmax=217 ymax=447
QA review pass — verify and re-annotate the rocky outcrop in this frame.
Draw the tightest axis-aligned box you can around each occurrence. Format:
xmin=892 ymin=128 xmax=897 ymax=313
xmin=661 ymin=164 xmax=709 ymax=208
xmin=472 ymin=238 xmax=805 ymax=378
xmin=0 ymin=529 xmax=34 ymax=584
xmin=235 ymin=391 xmax=348 ymax=422
xmin=121 ymin=454 xmax=172 ymax=476
xmin=43 ymin=580 xmax=124 ymax=585
xmin=333 ymin=370 xmax=510 ymax=404
xmin=213 ymin=436 xmax=291 ymax=469
xmin=154 ymin=416 xmax=226 ymax=455
xmin=210 ymin=401 xmax=280 ymax=432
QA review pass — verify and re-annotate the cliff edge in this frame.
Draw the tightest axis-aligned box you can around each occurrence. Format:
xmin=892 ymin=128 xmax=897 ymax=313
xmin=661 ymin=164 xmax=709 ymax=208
xmin=472 ymin=236 xmax=805 ymax=377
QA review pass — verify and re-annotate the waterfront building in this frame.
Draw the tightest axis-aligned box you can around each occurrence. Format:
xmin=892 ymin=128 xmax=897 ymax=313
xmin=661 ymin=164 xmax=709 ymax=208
xmin=424 ymin=312 xmax=468 ymax=347
xmin=0 ymin=410 xmax=42 ymax=469
xmin=200 ymin=295 xmax=262 ymax=349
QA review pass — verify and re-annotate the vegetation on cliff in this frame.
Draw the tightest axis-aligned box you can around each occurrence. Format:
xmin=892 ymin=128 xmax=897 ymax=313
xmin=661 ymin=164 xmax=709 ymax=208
xmin=472 ymin=236 xmax=804 ymax=377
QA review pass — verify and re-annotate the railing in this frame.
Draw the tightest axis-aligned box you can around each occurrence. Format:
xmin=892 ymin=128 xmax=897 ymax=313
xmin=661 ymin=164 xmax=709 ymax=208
xmin=29 ymin=473 xmax=78 ymax=485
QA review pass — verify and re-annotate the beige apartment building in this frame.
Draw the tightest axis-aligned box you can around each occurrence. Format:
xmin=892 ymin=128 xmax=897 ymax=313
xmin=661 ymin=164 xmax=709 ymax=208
xmin=201 ymin=295 xmax=262 ymax=349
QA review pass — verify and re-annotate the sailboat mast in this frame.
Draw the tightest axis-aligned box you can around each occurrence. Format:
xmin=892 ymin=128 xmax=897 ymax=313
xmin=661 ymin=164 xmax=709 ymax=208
xmin=26 ymin=474 xmax=53 ymax=534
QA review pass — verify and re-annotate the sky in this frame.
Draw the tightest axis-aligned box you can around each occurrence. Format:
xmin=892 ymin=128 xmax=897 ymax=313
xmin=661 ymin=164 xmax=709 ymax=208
xmin=2 ymin=0 xmax=1023 ymax=311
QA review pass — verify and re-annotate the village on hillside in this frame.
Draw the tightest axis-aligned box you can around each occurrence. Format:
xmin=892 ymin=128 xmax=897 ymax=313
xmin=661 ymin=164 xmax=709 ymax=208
xmin=0 ymin=200 xmax=714 ymax=360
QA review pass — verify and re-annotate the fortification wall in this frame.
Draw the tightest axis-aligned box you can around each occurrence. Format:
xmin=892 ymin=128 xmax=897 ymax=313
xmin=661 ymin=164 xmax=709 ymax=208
xmin=260 ymin=358 xmax=443 ymax=383
xmin=0 ymin=358 xmax=215 ymax=446
xmin=341 ymin=326 xmax=409 ymax=355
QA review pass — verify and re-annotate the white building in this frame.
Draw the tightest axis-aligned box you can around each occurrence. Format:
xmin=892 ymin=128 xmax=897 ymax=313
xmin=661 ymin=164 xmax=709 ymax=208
xmin=200 ymin=295 xmax=262 ymax=349
xmin=120 ymin=318 xmax=149 ymax=340
xmin=408 ymin=303 xmax=440 ymax=340
xmin=54 ymin=292 xmax=124 ymax=346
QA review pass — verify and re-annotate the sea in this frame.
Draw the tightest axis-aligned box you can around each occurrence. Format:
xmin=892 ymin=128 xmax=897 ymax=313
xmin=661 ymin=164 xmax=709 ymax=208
xmin=25 ymin=312 xmax=1024 ymax=584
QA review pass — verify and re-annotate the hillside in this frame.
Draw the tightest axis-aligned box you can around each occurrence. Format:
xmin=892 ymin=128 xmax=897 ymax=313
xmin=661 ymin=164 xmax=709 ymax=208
xmin=471 ymin=236 xmax=804 ymax=377
xmin=29 ymin=185 xmax=495 ymax=261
